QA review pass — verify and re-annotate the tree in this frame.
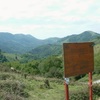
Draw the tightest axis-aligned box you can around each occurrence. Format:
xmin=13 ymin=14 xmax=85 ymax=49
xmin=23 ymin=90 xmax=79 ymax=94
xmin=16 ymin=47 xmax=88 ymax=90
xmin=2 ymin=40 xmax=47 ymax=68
xmin=38 ymin=56 xmax=63 ymax=78
xmin=0 ymin=49 xmax=1 ymax=54
xmin=0 ymin=50 xmax=8 ymax=63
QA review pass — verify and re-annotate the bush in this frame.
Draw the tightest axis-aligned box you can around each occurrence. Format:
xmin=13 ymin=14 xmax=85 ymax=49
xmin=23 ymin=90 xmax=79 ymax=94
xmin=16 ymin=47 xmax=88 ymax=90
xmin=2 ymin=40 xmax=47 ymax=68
xmin=0 ymin=92 xmax=25 ymax=100
xmin=0 ymin=80 xmax=29 ymax=99
xmin=0 ymin=64 xmax=11 ymax=72
xmin=38 ymin=56 xmax=63 ymax=78
xmin=69 ymin=84 xmax=100 ymax=100
xmin=0 ymin=73 xmax=15 ymax=80
xmin=93 ymin=84 xmax=100 ymax=96
xmin=69 ymin=87 xmax=89 ymax=100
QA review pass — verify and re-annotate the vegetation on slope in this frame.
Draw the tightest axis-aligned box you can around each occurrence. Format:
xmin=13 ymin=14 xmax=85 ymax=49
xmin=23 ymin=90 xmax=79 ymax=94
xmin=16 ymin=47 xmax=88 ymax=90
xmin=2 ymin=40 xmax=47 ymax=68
xmin=0 ymin=64 xmax=100 ymax=100
xmin=0 ymin=32 xmax=60 ymax=53
xmin=92 ymin=37 xmax=100 ymax=74
xmin=0 ymin=49 xmax=8 ymax=63
xmin=0 ymin=31 xmax=100 ymax=100
xmin=58 ymin=31 xmax=100 ymax=43
xmin=0 ymin=64 xmax=29 ymax=100
xmin=29 ymin=44 xmax=62 ymax=59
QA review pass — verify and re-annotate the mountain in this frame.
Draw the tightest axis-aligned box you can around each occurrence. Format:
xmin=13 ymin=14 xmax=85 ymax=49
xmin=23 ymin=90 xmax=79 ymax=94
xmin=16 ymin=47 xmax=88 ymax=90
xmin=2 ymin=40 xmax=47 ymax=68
xmin=29 ymin=31 xmax=100 ymax=59
xmin=0 ymin=32 xmax=59 ymax=53
xmin=57 ymin=31 xmax=100 ymax=43
xmin=0 ymin=31 xmax=100 ymax=54
xmin=43 ymin=37 xmax=60 ymax=44
xmin=29 ymin=44 xmax=62 ymax=59
xmin=0 ymin=32 xmax=41 ymax=53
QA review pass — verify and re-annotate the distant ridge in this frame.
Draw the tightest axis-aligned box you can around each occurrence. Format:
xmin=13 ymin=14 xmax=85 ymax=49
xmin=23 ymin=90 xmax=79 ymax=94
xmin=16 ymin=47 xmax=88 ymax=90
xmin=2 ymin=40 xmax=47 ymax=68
xmin=0 ymin=31 xmax=100 ymax=54
xmin=57 ymin=31 xmax=100 ymax=43
xmin=0 ymin=32 xmax=59 ymax=53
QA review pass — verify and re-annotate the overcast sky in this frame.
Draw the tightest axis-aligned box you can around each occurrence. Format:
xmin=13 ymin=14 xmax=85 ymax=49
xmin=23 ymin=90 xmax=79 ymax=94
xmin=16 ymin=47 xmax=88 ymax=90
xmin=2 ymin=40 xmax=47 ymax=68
xmin=0 ymin=0 xmax=100 ymax=39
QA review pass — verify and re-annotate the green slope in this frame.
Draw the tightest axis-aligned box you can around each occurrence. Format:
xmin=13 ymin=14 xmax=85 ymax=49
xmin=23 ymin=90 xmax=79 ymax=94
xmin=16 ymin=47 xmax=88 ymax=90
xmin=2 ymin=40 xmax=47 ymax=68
xmin=29 ymin=44 xmax=62 ymax=59
xmin=58 ymin=31 xmax=100 ymax=43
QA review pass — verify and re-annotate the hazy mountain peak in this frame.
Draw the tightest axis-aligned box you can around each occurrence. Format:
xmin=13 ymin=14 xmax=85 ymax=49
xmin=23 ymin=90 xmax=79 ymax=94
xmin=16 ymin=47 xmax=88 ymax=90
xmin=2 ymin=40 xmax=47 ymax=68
xmin=58 ymin=31 xmax=100 ymax=43
xmin=80 ymin=31 xmax=99 ymax=36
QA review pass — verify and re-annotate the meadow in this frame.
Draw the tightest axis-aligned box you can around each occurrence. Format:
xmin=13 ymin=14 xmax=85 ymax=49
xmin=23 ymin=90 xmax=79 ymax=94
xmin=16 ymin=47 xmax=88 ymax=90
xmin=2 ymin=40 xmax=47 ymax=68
xmin=0 ymin=64 xmax=100 ymax=100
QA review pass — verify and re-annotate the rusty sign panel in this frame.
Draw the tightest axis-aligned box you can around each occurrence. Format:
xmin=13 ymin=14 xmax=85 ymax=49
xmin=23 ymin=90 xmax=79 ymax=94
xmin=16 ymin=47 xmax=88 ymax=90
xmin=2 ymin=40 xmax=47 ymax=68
xmin=63 ymin=42 xmax=94 ymax=77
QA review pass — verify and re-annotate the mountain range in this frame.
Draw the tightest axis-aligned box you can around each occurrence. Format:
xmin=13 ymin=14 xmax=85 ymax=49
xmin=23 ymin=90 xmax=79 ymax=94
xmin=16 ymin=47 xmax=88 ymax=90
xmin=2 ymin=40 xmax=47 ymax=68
xmin=0 ymin=31 xmax=100 ymax=54
xmin=0 ymin=32 xmax=59 ymax=53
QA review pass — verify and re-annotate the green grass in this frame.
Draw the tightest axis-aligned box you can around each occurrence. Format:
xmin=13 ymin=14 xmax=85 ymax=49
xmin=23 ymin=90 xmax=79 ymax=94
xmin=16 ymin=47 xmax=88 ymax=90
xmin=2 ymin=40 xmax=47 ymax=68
xmin=3 ymin=53 xmax=22 ymax=61
xmin=0 ymin=71 xmax=100 ymax=100
xmin=0 ymin=63 xmax=100 ymax=100
xmin=0 ymin=70 xmax=65 ymax=100
xmin=17 ymin=76 xmax=65 ymax=100
xmin=77 ymin=74 xmax=100 ymax=82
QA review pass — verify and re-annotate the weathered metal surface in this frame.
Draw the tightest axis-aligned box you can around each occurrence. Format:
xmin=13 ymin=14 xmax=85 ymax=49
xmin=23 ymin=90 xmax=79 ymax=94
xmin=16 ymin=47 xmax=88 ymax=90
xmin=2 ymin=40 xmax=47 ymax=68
xmin=63 ymin=42 xmax=94 ymax=77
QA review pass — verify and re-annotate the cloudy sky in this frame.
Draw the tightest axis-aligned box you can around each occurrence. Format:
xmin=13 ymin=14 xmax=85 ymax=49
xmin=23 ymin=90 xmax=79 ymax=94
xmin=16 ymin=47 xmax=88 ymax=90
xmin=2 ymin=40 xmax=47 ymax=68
xmin=0 ymin=0 xmax=100 ymax=39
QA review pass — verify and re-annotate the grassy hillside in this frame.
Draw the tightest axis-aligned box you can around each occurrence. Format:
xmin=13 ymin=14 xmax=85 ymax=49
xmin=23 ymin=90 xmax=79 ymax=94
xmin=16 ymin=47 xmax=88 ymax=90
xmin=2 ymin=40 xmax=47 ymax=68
xmin=0 ymin=42 xmax=100 ymax=100
xmin=0 ymin=64 xmax=65 ymax=100
xmin=3 ymin=53 xmax=22 ymax=61
xmin=0 ymin=31 xmax=100 ymax=99
xmin=29 ymin=44 xmax=62 ymax=59
xmin=3 ymin=37 xmax=100 ymax=76
xmin=0 ymin=64 xmax=100 ymax=100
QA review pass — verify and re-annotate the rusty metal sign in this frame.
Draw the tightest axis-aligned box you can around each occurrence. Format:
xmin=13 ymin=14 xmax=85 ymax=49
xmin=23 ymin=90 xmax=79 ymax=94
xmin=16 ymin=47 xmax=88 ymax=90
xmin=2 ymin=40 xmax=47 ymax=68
xmin=63 ymin=42 xmax=94 ymax=77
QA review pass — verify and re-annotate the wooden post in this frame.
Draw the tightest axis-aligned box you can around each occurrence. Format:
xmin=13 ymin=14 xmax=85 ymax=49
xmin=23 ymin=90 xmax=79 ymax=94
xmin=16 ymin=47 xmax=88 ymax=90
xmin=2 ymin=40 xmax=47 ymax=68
xmin=65 ymin=81 xmax=69 ymax=100
xmin=89 ymin=72 xmax=93 ymax=100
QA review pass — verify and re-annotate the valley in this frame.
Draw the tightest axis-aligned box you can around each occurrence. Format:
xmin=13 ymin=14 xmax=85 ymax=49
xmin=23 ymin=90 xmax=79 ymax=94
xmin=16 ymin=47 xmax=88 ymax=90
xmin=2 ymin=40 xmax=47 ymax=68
xmin=0 ymin=31 xmax=100 ymax=100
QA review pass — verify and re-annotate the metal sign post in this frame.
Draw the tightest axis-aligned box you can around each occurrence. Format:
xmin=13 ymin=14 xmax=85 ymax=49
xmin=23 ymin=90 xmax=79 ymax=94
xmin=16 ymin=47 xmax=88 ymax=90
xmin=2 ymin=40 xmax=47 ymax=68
xmin=89 ymin=72 xmax=93 ymax=100
xmin=64 ymin=78 xmax=69 ymax=100
xmin=64 ymin=82 xmax=69 ymax=100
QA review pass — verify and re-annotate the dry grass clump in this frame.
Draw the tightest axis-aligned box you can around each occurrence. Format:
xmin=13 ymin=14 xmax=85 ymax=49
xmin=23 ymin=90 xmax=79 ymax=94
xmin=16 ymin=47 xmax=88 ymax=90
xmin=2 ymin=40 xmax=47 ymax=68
xmin=0 ymin=73 xmax=15 ymax=80
xmin=0 ymin=80 xmax=29 ymax=100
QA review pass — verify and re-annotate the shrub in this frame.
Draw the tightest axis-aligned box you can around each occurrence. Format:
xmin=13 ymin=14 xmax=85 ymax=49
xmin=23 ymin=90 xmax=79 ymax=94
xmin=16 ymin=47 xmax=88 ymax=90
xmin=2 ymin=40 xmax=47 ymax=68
xmin=69 ymin=87 xmax=89 ymax=100
xmin=0 ymin=92 xmax=25 ymax=100
xmin=69 ymin=84 xmax=100 ymax=100
xmin=0 ymin=80 xmax=29 ymax=99
xmin=93 ymin=84 xmax=100 ymax=96
xmin=0 ymin=73 xmax=15 ymax=80
xmin=0 ymin=64 xmax=11 ymax=72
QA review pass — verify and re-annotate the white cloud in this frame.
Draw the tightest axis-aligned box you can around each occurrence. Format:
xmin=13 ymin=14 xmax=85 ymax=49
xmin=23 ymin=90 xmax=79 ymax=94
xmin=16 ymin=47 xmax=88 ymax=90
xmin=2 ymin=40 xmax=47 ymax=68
xmin=0 ymin=0 xmax=62 ymax=20
xmin=0 ymin=0 xmax=100 ymax=39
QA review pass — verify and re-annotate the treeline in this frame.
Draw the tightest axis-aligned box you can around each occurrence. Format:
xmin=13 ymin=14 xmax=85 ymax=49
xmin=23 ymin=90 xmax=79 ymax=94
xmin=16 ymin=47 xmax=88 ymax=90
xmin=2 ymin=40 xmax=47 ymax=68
xmin=3 ymin=56 xmax=63 ymax=78
xmin=2 ymin=54 xmax=100 ymax=79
